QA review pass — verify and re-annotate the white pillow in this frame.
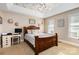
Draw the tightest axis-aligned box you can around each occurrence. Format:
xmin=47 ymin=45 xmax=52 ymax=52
xmin=32 ymin=30 xmax=39 ymax=35
xmin=27 ymin=30 xmax=32 ymax=34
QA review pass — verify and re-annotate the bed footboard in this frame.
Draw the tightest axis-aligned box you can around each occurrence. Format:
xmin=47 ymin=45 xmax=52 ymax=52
xmin=35 ymin=33 xmax=58 ymax=54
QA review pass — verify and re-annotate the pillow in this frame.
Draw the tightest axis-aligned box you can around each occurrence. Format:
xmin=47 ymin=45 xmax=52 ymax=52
xmin=27 ymin=29 xmax=39 ymax=35
xmin=32 ymin=30 xmax=39 ymax=35
xmin=27 ymin=30 xmax=32 ymax=34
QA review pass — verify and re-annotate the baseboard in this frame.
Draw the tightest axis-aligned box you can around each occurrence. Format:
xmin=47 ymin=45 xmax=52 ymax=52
xmin=59 ymin=39 xmax=79 ymax=47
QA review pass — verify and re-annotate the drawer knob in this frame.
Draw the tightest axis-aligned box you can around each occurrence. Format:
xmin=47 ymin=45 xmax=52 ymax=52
xmin=6 ymin=40 xmax=8 ymax=41
xmin=6 ymin=44 xmax=8 ymax=45
xmin=6 ymin=42 xmax=8 ymax=43
xmin=6 ymin=38 xmax=8 ymax=39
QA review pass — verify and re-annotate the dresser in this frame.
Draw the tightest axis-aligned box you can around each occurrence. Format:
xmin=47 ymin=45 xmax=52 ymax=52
xmin=1 ymin=35 xmax=12 ymax=48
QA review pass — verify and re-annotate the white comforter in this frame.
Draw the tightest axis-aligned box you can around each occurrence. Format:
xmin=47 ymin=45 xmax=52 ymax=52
xmin=24 ymin=33 xmax=54 ymax=47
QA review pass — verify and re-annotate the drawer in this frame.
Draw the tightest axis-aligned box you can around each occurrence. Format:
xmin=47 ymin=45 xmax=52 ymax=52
xmin=3 ymin=40 xmax=11 ymax=45
xmin=2 ymin=45 xmax=6 ymax=48
xmin=2 ymin=41 xmax=6 ymax=45
xmin=2 ymin=36 xmax=11 ymax=42
xmin=3 ymin=43 xmax=11 ymax=48
xmin=6 ymin=44 xmax=11 ymax=47
xmin=2 ymin=37 xmax=11 ymax=40
xmin=3 ymin=44 xmax=11 ymax=48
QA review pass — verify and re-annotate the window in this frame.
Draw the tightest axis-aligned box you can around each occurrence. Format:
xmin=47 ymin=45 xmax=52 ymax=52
xmin=69 ymin=14 xmax=79 ymax=39
xmin=48 ymin=21 xmax=54 ymax=33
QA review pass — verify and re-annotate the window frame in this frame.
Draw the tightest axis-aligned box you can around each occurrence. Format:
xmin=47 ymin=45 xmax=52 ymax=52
xmin=48 ymin=20 xmax=55 ymax=34
xmin=68 ymin=13 xmax=79 ymax=39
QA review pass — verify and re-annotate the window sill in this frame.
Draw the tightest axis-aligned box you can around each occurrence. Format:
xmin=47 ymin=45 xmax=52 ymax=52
xmin=69 ymin=37 xmax=79 ymax=40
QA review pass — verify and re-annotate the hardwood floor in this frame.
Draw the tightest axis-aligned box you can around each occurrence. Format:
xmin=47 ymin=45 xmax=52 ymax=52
xmin=0 ymin=42 xmax=79 ymax=55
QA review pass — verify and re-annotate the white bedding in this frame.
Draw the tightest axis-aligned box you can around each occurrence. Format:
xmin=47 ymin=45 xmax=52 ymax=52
xmin=25 ymin=33 xmax=35 ymax=47
xmin=24 ymin=33 xmax=54 ymax=47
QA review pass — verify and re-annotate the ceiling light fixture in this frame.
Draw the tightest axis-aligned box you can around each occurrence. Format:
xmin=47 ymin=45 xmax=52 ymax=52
xmin=14 ymin=3 xmax=52 ymax=13
xmin=37 ymin=3 xmax=48 ymax=12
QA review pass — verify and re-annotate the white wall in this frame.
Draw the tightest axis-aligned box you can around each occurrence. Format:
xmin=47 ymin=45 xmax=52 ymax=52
xmin=0 ymin=25 xmax=2 ymax=34
xmin=44 ymin=8 xmax=79 ymax=44
xmin=0 ymin=10 xmax=44 ymax=41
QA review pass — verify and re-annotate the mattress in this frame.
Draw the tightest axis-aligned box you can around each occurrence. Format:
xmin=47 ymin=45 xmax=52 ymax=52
xmin=24 ymin=33 xmax=54 ymax=47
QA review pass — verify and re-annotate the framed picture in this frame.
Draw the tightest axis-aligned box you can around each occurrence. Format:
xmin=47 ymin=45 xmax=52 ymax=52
xmin=57 ymin=18 xmax=65 ymax=27
xmin=29 ymin=19 xmax=36 ymax=24
xmin=0 ymin=16 xmax=2 ymax=24
xmin=15 ymin=22 xmax=19 ymax=26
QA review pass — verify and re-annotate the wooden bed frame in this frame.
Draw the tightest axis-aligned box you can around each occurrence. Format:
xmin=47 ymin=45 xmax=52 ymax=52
xmin=23 ymin=26 xmax=58 ymax=55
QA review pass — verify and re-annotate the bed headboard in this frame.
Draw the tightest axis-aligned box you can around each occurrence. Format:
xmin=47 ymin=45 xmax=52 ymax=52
xmin=23 ymin=27 xmax=28 ymax=36
xmin=23 ymin=25 xmax=40 ymax=36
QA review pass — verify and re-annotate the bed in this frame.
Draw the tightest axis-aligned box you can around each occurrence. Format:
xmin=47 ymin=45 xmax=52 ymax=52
xmin=23 ymin=26 xmax=58 ymax=55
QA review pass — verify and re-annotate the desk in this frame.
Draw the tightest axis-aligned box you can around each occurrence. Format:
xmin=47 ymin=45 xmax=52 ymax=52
xmin=1 ymin=34 xmax=21 ymax=48
xmin=12 ymin=34 xmax=21 ymax=45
